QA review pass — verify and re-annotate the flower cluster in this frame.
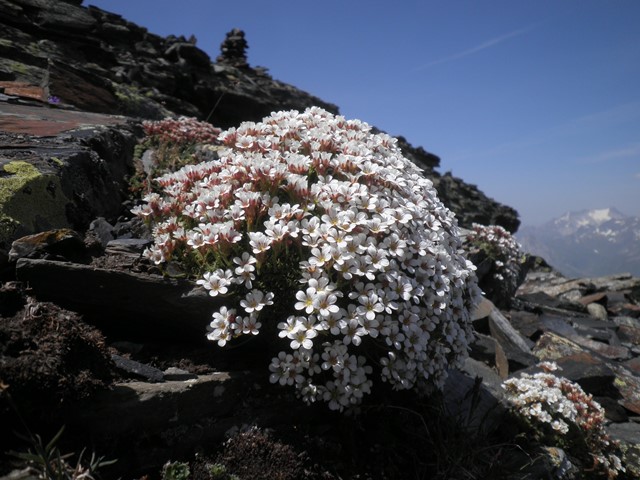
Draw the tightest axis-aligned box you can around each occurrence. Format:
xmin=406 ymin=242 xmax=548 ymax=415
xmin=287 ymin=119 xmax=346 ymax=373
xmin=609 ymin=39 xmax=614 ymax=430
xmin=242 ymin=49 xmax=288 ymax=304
xmin=465 ymin=223 xmax=521 ymax=286
xmin=503 ymin=362 xmax=624 ymax=478
xmin=134 ymin=107 xmax=481 ymax=410
xmin=131 ymin=116 xmax=222 ymax=196
xmin=463 ymin=223 xmax=523 ymax=308
xmin=142 ymin=116 xmax=222 ymax=146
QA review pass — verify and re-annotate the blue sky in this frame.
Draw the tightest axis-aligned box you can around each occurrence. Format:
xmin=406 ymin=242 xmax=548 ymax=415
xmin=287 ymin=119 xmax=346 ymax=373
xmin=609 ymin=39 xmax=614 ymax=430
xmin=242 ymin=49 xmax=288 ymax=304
xmin=87 ymin=0 xmax=640 ymax=226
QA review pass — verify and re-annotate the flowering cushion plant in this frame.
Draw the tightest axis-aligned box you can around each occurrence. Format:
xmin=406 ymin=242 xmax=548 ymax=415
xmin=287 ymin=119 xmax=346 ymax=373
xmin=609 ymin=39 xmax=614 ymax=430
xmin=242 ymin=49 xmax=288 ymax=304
xmin=465 ymin=223 xmax=521 ymax=286
xmin=503 ymin=362 xmax=624 ymax=478
xmin=133 ymin=107 xmax=482 ymax=410
xmin=463 ymin=223 xmax=523 ymax=307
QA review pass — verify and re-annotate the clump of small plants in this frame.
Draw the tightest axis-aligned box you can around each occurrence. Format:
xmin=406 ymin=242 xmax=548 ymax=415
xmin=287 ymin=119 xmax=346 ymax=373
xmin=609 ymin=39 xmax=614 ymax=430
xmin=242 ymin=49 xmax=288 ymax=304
xmin=134 ymin=107 xmax=482 ymax=411
xmin=503 ymin=362 xmax=625 ymax=478
xmin=463 ymin=223 xmax=524 ymax=307
xmin=1 ymin=383 xmax=115 ymax=480
xmin=162 ymin=460 xmax=192 ymax=480
xmin=130 ymin=116 xmax=222 ymax=195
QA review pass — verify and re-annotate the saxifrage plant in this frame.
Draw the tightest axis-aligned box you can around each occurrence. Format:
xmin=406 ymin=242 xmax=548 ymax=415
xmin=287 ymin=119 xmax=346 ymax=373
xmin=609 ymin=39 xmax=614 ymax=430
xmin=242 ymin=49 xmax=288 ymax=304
xmin=463 ymin=223 xmax=523 ymax=307
xmin=131 ymin=116 xmax=221 ymax=195
xmin=503 ymin=362 xmax=624 ymax=478
xmin=134 ymin=107 xmax=482 ymax=410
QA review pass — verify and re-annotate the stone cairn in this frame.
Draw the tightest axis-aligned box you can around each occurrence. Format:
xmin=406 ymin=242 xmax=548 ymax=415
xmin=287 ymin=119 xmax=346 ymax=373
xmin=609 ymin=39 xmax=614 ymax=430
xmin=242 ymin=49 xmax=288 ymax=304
xmin=216 ymin=28 xmax=249 ymax=68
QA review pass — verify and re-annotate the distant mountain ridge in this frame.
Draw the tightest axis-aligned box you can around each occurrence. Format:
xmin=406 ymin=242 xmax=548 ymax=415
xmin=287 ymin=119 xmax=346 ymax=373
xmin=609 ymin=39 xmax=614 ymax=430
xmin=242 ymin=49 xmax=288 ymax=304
xmin=517 ymin=207 xmax=640 ymax=277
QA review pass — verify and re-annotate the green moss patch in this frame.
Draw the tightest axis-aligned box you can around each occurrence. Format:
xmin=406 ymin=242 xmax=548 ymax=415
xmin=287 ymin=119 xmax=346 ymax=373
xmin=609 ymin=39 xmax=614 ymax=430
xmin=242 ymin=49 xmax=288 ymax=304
xmin=112 ymin=82 xmax=170 ymax=119
xmin=0 ymin=161 xmax=71 ymax=248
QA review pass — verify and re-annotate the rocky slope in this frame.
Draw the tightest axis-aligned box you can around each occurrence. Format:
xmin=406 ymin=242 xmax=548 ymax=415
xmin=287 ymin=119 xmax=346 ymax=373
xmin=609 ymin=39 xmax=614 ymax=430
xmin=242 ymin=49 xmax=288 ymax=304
xmin=2 ymin=222 xmax=640 ymax=479
xmin=8 ymin=2 xmax=640 ymax=479
xmin=0 ymin=0 xmax=519 ymax=240
xmin=518 ymin=208 xmax=640 ymax=278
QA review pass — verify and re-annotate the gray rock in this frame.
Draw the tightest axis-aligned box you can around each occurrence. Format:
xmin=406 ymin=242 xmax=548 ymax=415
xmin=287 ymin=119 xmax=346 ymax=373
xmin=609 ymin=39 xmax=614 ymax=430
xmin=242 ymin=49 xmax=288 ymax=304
xmin=111 ymin=353 xmax=164 ymax=383
xmin=8 ymin=228 xmax=86 ymax=262
xmin=15 ymin=257 xmax=221 ymax=340
xmin=163 ymin=367 xmax=198 ymax=381
xmin=105 ymin=238 xmax=151 ymax=254
xmin=485 ymin=301 xmax=537 ymax=370
xmin=607 ymin=422 xmax=640 ymax=479
xmin=24 ymin=0 xmax=97 ymax=32
xmin=458 ymin=357 xmax=506 ymax=399
xmin=469 ymin=333 xmax=509 ymax=378
xmin=589 ymin=273 xmax=640 ymax=292
xmin=607 ymin=421 xmax=640 ymax=444
xmin=0 ymin=123 xmax=136 ymax=249
xmin=443 ymin=363 xmax=507 ymax=434
xmin=595 ymin=396 xmax=629 ymax=422
xmin=502 ymin=446 xmax=577 ymax=480
xmin=89 ymin=217 xmax=115 ymax=248
xmin=110 ymin=340 xmax=143 ymax=354
xmin=554 ymin=353 xmax=615 ymax=396
xmin=612 ymin=366 xmax=640 ymax=416
xmin=535 ymin=314 xmax=630 ymax=360
xmin=587 ymin=302 xmax=609 ymax=321
xmin=508 ymin=310 xmax=542 ymax=339
xmin=517 ymin=291 xmax=588 ymax=315
xmin=539 ymin=314 xmax=579 ymax=339
xmin=572 ymin=335 xmax=630 ymax=360
xmin=66 ymin=371 xmax=254 ymax=473
xmin=533 ymin=332 xmax=586 ymax=360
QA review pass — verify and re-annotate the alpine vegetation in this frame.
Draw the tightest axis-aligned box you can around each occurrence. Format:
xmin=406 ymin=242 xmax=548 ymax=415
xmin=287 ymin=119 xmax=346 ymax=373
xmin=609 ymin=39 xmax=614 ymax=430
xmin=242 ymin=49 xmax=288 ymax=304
xmin=463 ymin=223 xmax=523 ymax=307
xmin=466 ymin=223 xmax=522 ymax=287
xmin=134 ymin=107 xmax=482 ymax=410
xmin=503 ymin=362 xmax=624 ymax=478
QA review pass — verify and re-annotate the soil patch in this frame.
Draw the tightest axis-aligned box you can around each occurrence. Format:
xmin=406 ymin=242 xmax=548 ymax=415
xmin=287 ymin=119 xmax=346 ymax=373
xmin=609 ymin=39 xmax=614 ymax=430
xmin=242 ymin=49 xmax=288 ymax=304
xmin=0 ymin=282 xmax=114 ymax=468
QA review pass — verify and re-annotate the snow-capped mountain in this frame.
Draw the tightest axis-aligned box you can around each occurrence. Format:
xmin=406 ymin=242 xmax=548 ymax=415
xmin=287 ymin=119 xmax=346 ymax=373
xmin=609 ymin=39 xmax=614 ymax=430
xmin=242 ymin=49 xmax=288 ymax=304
xmin=517 ymin=207 xmax=640 ymax=278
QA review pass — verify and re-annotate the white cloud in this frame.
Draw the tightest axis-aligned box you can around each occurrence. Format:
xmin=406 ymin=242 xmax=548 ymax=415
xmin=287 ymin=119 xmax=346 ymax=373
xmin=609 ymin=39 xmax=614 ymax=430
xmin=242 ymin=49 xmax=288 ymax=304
xmin=414 ymin=26 xmax=535 ymax=71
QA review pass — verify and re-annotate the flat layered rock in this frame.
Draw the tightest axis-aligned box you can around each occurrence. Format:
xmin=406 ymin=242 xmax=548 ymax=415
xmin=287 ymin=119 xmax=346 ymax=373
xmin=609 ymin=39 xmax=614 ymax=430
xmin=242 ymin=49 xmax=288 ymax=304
xmin=0 ymin=110 xmax=137 ymax=249
xmin=485 ymin=300 xmax=537 ymax=369
xmin=0 ymin=100 xmax=128 ymax=135
xmin=16 ymin=257 xmax=220 ymax=339
xmin=612 ymin=366 xmax=640 ymax=416
xmin=65 ymin=371 xmax=258 ymax=475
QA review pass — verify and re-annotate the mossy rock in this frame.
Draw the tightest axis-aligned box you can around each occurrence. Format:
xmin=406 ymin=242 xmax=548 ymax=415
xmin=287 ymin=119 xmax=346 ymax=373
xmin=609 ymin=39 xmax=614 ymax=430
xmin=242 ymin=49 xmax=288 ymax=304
xmin=112 ymin=82 xmax=170 ymax=119
xmin=0 ymin=59 xmax=45 ymax=82
xmin=618 ymin=443 xmax=640 ymax=479
xmin=0 ymin=161 xmax=71 ymax=249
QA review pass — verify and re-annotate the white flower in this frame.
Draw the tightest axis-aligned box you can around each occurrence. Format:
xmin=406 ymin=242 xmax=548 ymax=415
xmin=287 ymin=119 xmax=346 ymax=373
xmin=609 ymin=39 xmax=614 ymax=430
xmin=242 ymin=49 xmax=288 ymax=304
xmin=290 ymin=326 xmax=317 ymax=350
xmin=309 ymin=246 xmax=333 ymax=268
xmin=341 ymin=318 xmax=366 ymax=346
xmin=248 ymin=231 xmax=272 ymax=254
xmin=357 ymin=291 xmax=384 ymax=321
xmin=278 ymin=316 xmax=301 ymax=339
xmin=240 ymin=289 xmax=274 ymax=313
xmin=197 ymin=269 xmax=233 ymax=296
xmin=314 ymin=291 xmax=340 ymax=318
xmin=233 ymin=252 xmax=257 ymax=274
xmin=269 ymin=352 xmax=291 ymax=385
xmin=294 ymin=287 xmax=317 ymax=314
xmin=210 ymin=306 xmax=234 ymax=327
xmin=241 ymin=314 xmax=262 ymax=335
